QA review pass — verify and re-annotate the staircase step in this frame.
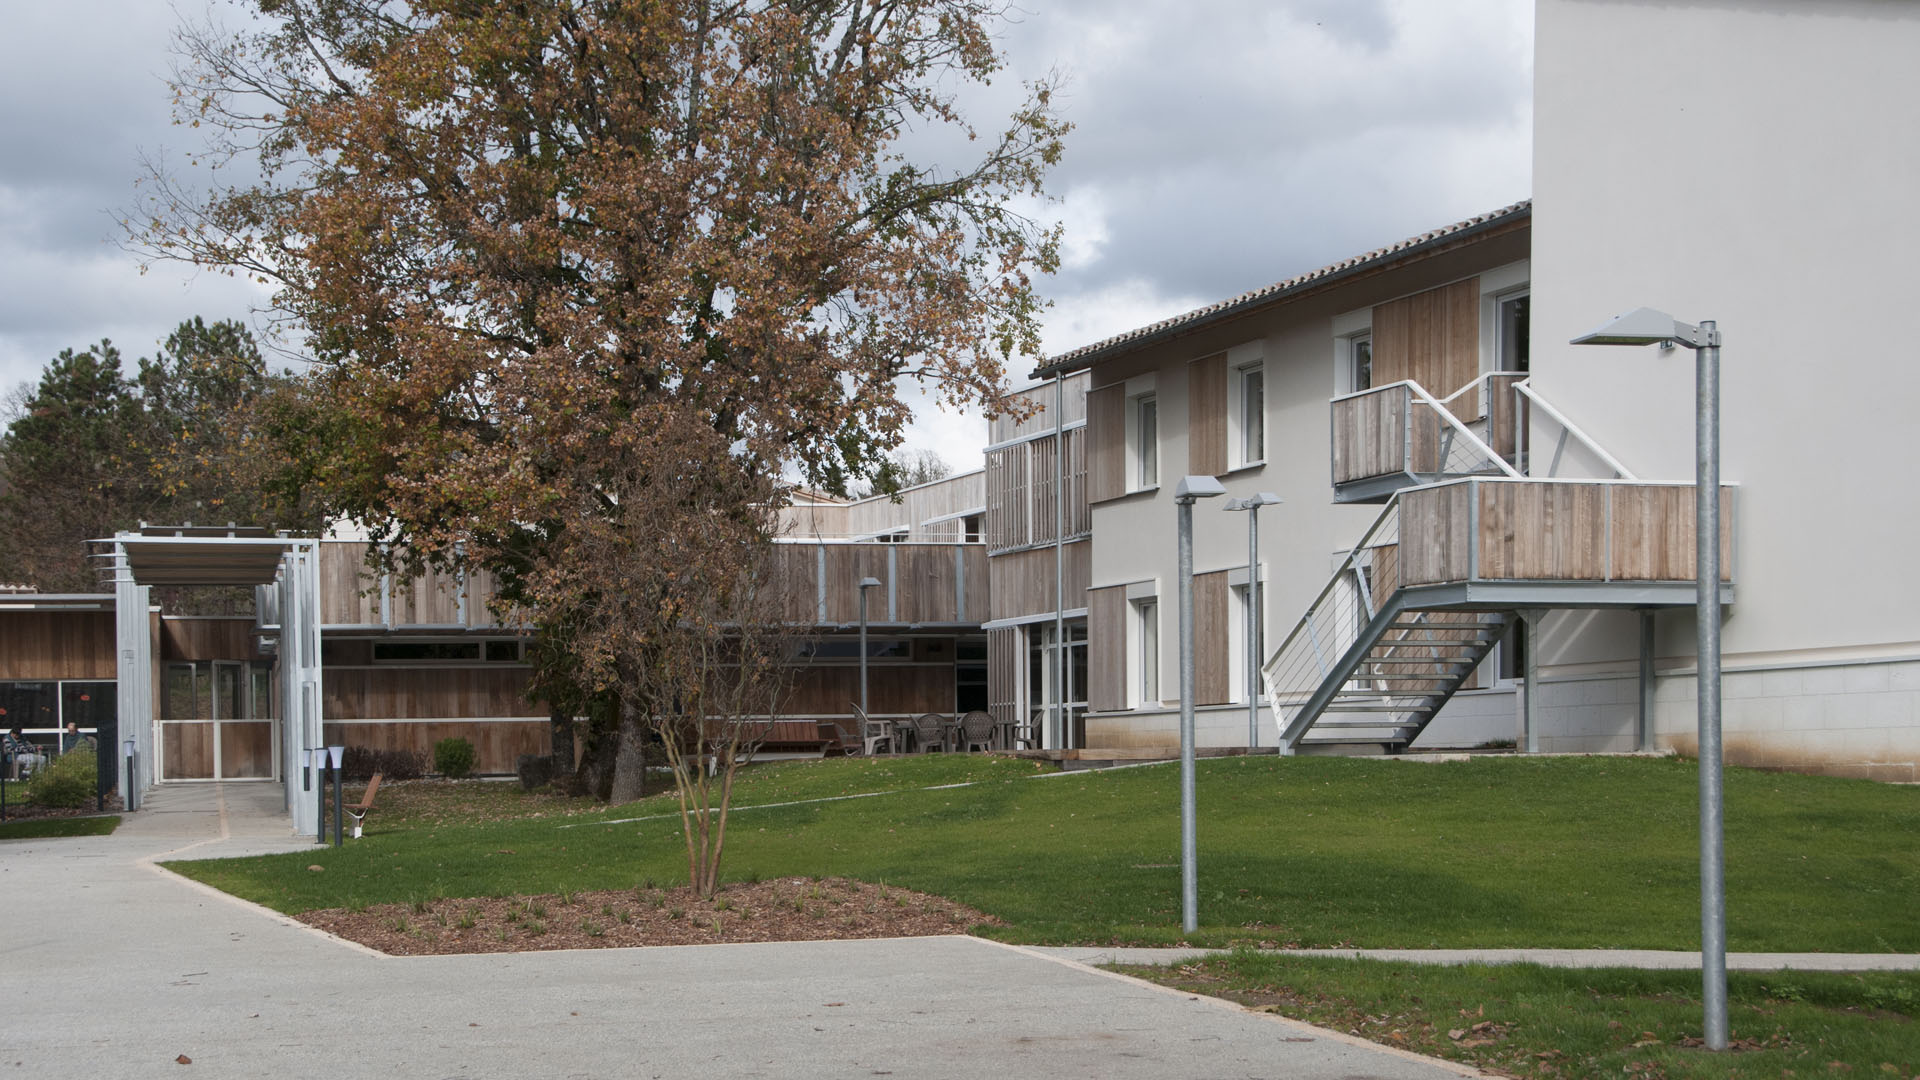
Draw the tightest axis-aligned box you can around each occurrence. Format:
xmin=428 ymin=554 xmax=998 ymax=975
xmin=1374 ymin=636 xmax=1498 ymax=646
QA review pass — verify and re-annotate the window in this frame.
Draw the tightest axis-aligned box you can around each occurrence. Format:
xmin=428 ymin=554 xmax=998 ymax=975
xmin=1134 ymin=599 xmax=1159 ymax=707
xmin=1349 ymin=333 xmax=1373 ymax=392
xmin=1133 ymin=394 xmax=1158 ymax=489
xmin=1230 ymin=581 xmax=1265 ymax=704
xmin=962 ymin=514 xmax=983 ymax=543
xmin=955 ymin=636 xmax=989 ymax=712
xmin=1496 ymin=291 xmax=1529 ymax=373
xmin=1236 ymin=362 xmax=1265 ymax=465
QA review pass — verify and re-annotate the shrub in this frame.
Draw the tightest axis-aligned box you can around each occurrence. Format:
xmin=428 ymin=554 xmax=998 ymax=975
xmin=340 ymin=745 xmax=428 ymax=783
xmin=433 ymin=737 xmax=476 ymax=779
xmin=26 ymin=749 xmax=97 ymax=809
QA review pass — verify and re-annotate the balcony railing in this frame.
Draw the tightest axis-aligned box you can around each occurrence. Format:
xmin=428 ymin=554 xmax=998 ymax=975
xmin=1399 ymin=477 xmax=1735 ymax=590
xmin=1330 ymin=378 xmax=1521 ymax=500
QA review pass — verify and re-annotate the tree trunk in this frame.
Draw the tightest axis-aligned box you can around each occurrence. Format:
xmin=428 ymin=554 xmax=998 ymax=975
xmin=548 ymin=708 xmax=575 ymax=773
xmin=574 ymin=727 xmax=616 ymax=801
xmin=608 ymin=693 xmax=650 ymax=805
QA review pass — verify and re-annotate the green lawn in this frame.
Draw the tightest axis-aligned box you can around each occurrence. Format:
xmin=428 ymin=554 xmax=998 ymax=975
xmin=0 ymin=815 xmax=120 ymax=840
xmin=1123 ymin=952 xmax=1919 ymax=1080
xmin=167 ymin=754 xmax=1920 ymax=951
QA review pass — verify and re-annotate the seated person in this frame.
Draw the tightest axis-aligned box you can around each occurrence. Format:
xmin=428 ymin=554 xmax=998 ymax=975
xmin=62 ymin=722 xmax=95 ymax=755
xmin=5 ymin=726 xmax=47 ymax=779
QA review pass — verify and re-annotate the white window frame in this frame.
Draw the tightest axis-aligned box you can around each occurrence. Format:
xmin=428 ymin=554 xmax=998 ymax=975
xmin=1331 ymin=308 xmax=1373 ymax=397
xmin=1476 ymin=260 xmax=1531 ymax=378
xmin=1226 ymin=351 xmax=1266 ymax=470
xmin=1126 ymin=390 xmax=1158 ymax=492
xmin=1132 ymin=596 xmax=1159 ymax=708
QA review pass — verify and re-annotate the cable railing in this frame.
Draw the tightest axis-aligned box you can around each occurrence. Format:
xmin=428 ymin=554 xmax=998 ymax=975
xmin=1260 ymin=494 xmax=1402 ymax=735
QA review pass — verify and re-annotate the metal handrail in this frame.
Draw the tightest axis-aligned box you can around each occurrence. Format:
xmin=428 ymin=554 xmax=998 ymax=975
xmin=1512 ymin=380 xmax=1636 ymax=480
xmin=1402 ymin=381 xmax=1523 ymax=479
xmin=1262 ymin=495 xmax=1401 ymax=709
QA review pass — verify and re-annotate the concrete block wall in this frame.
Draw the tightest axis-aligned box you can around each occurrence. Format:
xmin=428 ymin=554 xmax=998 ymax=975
xmin=1653 ymin=657 xmax=1920 ymax=783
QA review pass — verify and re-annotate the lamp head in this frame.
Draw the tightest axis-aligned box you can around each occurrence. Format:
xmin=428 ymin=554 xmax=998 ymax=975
xmin=1570 ymin=307 xmax=1715 ymax=350
xmin=1173 ymin=475 xmax=1228 ymax=504
xmin=858 ymin=576 xmax=882 ymax=590
xmin=1225 ymin=491 xmax=1283 ymax=511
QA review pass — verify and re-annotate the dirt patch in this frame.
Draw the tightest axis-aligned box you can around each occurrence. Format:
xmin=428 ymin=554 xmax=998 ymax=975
xmin=298 ymin=876 xmax=998 ymax=956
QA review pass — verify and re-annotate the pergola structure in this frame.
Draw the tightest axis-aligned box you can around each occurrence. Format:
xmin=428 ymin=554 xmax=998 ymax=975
xmin=100 ymin=526 xmax=325 ymax=837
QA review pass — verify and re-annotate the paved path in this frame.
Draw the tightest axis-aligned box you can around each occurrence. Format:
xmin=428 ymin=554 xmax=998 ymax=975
xmin=2 ymin=784 xmax=1473 ymax=1080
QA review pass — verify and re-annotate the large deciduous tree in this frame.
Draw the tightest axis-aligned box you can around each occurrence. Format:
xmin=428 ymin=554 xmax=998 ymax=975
xmin=136 ymin=0 xmax=1064 ymax=827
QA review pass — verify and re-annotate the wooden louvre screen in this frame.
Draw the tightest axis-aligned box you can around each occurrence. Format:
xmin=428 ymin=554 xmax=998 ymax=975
xmin=1371 ymin=277 xmax=1480 ymax=414
xmin=987 ymin=627 xmax=1019 ymax=732
xmin=1086 ymin=383 xmax=1125 ymax=503
xmin=1187 ymin=354 xmax=1227 ymax=476
xmin=1192 ymin=570 xmax=1231 ymax=706
xmin=1086 ymin=585 xmax=1128 ymax=712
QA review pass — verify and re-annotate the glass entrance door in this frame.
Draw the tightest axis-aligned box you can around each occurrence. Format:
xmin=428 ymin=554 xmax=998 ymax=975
xmin=161 ymin=661 xmax=277 ymax=781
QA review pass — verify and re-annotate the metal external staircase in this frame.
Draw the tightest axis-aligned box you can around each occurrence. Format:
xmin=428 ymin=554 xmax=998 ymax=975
xmin=1261 ymin=495 xmax=1513 ymax=753
xmin=1268 ymin=374 xmax=1702 ymax=755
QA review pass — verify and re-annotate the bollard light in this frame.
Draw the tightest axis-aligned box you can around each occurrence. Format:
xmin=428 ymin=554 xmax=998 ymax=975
xmin=327 ymin=746 xmax=346 ymax=849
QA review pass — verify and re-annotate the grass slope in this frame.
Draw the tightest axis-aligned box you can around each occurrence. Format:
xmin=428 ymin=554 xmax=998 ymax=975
xmin=1126 ymin=953 xmax=1919 ymax=1080
xmin=167 ymin=755 xmax=1919 ymax=951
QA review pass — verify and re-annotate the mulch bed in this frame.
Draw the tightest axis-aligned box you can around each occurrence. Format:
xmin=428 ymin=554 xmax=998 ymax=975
xmin=297 ymin=876 xmax=997 ymax=956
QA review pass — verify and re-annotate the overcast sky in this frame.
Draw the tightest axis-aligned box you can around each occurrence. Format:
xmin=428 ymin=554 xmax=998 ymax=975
xmin=0 ymin=0 xmax=1532 ymax=475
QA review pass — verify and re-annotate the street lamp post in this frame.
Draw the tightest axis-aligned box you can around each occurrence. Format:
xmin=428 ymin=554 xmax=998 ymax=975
xmin=1173 ymin=475 xmax=1227 ymax=934
xmin=1224 ymin=493 xmax=1282 ymax=749
xmin=858 ymin=577 xmax=883 ymax=719
xmin=1572 ymin=307 xmax=1727 ymax=1050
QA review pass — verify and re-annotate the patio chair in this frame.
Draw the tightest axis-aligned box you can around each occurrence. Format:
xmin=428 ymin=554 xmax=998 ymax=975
xmin=849 ymin=704 xmax=894 ymax=756
xmin=958 ymin=710 xmax=996 ymax=752
xmin=910 ymin=712 xmax=951 ymax=753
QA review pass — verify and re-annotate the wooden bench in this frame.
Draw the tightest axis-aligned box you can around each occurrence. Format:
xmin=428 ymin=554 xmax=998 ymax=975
xmin=346 ymin=773 xmax=382 ymax=838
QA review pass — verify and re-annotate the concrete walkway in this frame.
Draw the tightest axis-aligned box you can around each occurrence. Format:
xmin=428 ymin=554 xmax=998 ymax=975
xmin=2 ymin=783 xmax=1475 ymax=1080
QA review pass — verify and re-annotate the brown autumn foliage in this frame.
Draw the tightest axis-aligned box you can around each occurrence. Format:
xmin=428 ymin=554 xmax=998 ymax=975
xmin=132 ymin=1 xmax=1063 ymax=884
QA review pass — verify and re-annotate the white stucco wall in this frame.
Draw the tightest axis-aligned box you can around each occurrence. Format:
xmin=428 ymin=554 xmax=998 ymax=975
xmin=1529 ymin=0 xmax=1920 ymax=774
xmin=1532 ymin=0 xmax=1920 ymax=661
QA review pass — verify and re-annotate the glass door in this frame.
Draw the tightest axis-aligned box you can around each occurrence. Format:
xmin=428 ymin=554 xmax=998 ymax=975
xmin=215 ymin=661 xmax=275 ymax=779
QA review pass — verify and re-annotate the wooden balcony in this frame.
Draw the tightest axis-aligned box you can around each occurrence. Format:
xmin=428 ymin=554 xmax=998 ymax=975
xmin=1330 ymin=375 xmax=1526 ymax=502
xmin=1389 ymin=477 xmax=1735 ymax=609
xmin=767 ymin=541 xmax=989 ymax=626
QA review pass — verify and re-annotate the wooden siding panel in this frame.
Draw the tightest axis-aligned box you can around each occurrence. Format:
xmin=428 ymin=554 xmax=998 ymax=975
xmin=1192 ymin=570 xmax=1231 ymax=706
xmin=1086 ymin=384 xmax=1126 ymax=503
xmin=894 ymin=546 xmax=959 ymax=624
xmin=1086 ymin=585 xmax=1128 ymax=712
xmin=1487 ymin=372 xmax=1526 ymax=462
xmin=162 ymin=722 xmax=215 ymax=779
xmin=1188 ymin=354 xmax=1228 ymax=477
xmin=160 ymin=617 xmax=257 ymax=661
xmin=0 ymin=611 xmax=117 ymax=680
xmin=1610 ymin=486 xmax=1735 ymax=583
xmin=988 ymin=371 xmax=1089 ymax=445
xmin=780 ymin=663 xmax=956 ymax=717
xmin=819 ymin=545 xmax=893 ymax=624
xmin=1477 ymin=483 xmax=1608 ymax=581
xmin=322 ymin=666 xmax=533 ymax=721
xmin=1331 ymin=388 xmax=1409 ymax=484
xmin=319 ymin=542 xmax=380 ymax=625
xmin=219 ymin=721 xmax=275 ymax=778
xmin=1371 ymin=278 xmax=1481 ymax=406
xmin=987 ymin=540 xmax=1090 ymax=622
xmin=1399 ymin=484 xmax=1471 ymax=585
xmin=962 ymin=546 xmax=990 ymax=622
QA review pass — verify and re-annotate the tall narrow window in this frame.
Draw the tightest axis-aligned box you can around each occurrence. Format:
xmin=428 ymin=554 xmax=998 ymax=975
xmin=1136 ymin=598 xmax=1159 ymax=706
xmin=1350 ymin=334 xmax=1373 ymax=392
xmin=1497 ymin=292 xmax=1530 ymax=373
xmin=1239 ymin=363 xmax=1265 ymax=464
xmin=1136 ymin=394 xmax=1158 ymax=489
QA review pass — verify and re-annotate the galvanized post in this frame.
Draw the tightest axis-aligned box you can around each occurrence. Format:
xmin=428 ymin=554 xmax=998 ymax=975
xmin=1177 ymin=495 xmax=1198 ymax=934
xmin=1638 ymin=609 xmax=1656 ymax=753
xmin=1246 ymin=504 xmax=1259 ymax=749
xmin=1696 ymin=321 xmax=1727 ymax=1051
xmin=1519 ymin=609 xmax=1541 ymax=754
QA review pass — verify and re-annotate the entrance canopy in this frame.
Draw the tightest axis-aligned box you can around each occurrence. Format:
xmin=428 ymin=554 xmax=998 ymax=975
xmin=94 ymin=526 xmax=326 ymax=837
